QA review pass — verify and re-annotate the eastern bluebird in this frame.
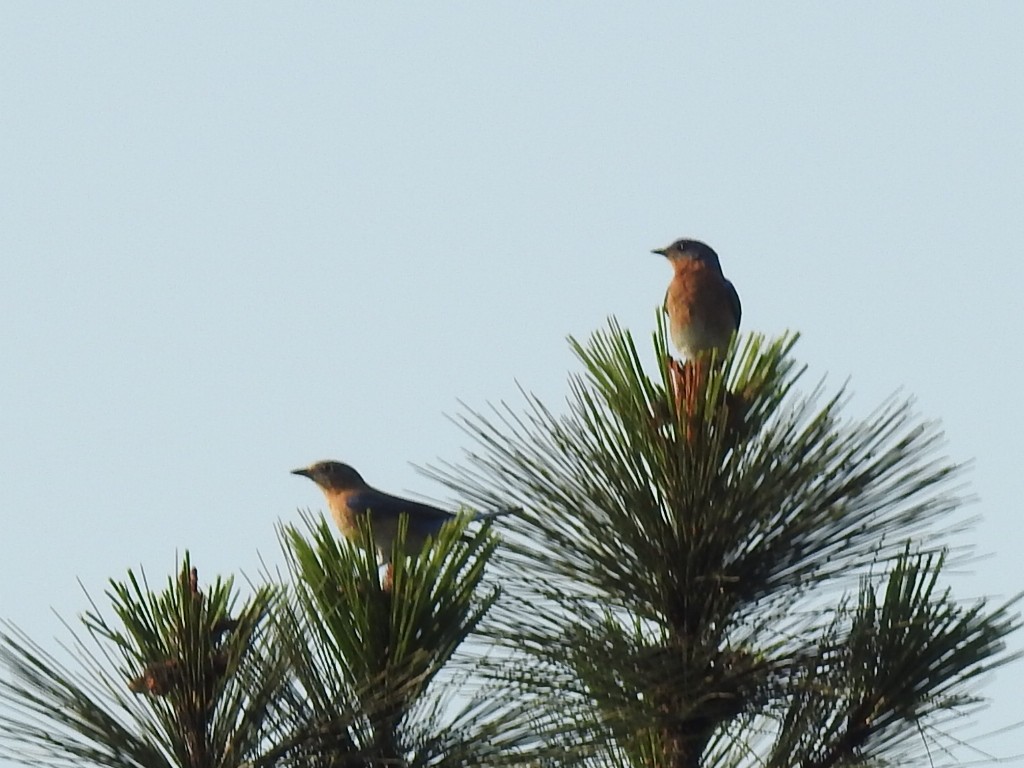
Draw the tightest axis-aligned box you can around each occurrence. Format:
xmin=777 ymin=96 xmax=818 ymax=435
xmin=291 ymin=460 xmax=511 ymax=564
xmin=653 ymin=238 xmax=741 ymax=361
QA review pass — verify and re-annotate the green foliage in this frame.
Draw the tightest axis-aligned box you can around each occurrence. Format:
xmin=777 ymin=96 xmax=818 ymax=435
xmin=0 ymin=555 xmax=282 ymax=768
xmin=770 ymin=548 xmax=1021 ymax=768
xmin=280 ymin=512 xmax=496 ymax=699
xmin=424 ymin=317 xmax=1020 ymax=767
xmin=0 ymin=317 xmax=1018 ymax=768
xmin=262 ymin=511 xmax=535 ymax=767
xmin=266 ymin=512 xmax=501 ymax=768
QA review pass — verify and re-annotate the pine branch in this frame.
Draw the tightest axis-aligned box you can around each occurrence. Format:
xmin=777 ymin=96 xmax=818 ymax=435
xmin=774 ymin=549 xmax=1021 ymax=768
xmin=420 ymin=317 xmax=1019 ymax=767
xmin=268 ymin=511 xmax=514 ymax=766
xmin=0 ymin=555 xmax=284 ymax=768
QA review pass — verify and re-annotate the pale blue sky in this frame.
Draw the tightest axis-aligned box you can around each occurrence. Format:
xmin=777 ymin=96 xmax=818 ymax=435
xmin=2 ymin=3 xmax=1022 ymax=762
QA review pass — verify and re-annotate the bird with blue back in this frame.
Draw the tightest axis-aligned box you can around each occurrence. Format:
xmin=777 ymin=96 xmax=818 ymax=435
xmin=292 ymin=460 xmax=513 ymax=567
xmin=653 ymin=238 xmax=743 ymax=430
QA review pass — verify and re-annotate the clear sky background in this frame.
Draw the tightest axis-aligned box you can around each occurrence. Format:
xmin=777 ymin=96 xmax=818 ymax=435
xmin=2 ymin=3 xmax=1022 ymax=763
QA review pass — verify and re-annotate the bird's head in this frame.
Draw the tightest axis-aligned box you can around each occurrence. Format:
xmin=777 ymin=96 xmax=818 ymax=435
xmin=291 ymin=460 xmax=366 ymax=491
xmin=652 ymin=238 xmax=722 ymax=271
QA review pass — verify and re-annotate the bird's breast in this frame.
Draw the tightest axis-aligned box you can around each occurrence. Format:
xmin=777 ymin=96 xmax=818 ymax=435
xmin=325 ymin=490 xmax=360 ymax=540
xmin=666 ymin=264 xmax=739 ymax=358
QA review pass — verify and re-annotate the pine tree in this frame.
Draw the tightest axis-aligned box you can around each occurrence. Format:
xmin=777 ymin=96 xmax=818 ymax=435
xmin=0 ymin=518 xmax=531 ymax=767
xmin=424 ymin=319 xmax=1021 ymax=767
xmin=0 ymin=556 xmax=283 ymax=768
xmin=0 ymin=319 xmax=1018 ymax=768
xmin=262 ymin=512 xmax=533 ymax=766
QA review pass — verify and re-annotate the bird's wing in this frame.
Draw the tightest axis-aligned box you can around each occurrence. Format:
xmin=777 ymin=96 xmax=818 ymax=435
xmin=725 ymin=279 xmax=742 ymax=328
xmin=347 ymin=489 xmax=455 ymax=522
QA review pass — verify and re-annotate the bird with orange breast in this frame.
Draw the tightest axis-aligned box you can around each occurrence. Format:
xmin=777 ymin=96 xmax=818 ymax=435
xmin=653 ymin=238 xmax=741 ymax=421
xmin=653 ymin=238 xmax=741 ymax=360
xmin=292 ymin=460 xmax=513 ymax=588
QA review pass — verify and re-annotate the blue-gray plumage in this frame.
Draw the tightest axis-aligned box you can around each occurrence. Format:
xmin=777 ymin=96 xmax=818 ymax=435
xmin=291 ymin=460 xmax=511 ymax=563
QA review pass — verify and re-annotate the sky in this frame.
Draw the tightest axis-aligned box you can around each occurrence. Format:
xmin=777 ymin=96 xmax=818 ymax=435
xmin=2 ymin=3 xmax=1022 ymax=762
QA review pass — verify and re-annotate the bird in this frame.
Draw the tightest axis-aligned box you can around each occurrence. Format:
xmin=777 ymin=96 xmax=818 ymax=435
xmin=653 ymin=238 xmax=741 ymax=361
xmin=291 ymin=460 xmax=511 ymax=563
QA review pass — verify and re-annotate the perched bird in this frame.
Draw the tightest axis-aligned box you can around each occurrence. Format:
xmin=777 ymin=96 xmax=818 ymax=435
xmin=653 ymin=238 xmax=741 ymax=360
xmin=292 ymin=460 xmax=510 ymax=563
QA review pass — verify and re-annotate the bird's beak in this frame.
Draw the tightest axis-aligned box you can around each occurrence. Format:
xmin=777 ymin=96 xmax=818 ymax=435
xmin=291 ymin=467 xmax=313 ymax=479
xmin=652 ymin=247 xmax=667 ymax=257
